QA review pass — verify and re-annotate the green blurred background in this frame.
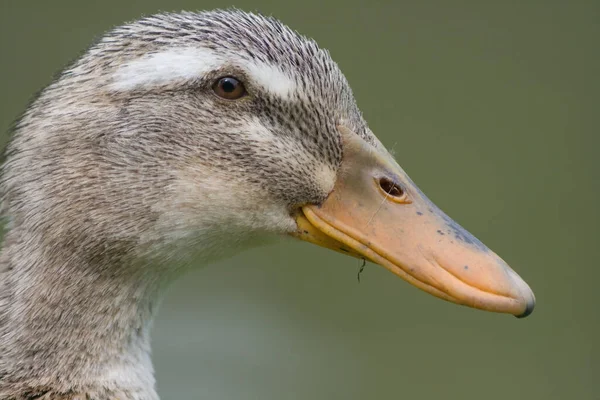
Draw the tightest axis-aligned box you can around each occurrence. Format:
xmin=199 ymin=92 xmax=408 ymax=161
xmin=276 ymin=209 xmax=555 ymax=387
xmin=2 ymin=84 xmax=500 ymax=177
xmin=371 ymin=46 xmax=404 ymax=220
xmin=1 ymin=1 xmax=597 ymax=399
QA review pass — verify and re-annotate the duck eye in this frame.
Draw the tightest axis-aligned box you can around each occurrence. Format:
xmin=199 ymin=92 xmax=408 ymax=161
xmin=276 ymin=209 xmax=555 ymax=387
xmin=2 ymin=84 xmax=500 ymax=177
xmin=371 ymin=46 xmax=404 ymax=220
xmin=213 ymin=76 xmax=246 ymax=100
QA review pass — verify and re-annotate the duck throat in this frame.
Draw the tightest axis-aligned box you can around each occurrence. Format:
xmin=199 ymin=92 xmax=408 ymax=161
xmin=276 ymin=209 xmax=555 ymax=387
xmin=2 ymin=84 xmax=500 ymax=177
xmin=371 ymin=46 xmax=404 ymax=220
xmin=0 ymin=229 xmax=166 ymax=399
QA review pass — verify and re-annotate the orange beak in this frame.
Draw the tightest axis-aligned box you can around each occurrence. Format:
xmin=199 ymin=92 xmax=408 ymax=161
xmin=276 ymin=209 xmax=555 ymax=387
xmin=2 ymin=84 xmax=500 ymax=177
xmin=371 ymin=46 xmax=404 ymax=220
xmin=291 ymin=126 xmax=535 ymax=317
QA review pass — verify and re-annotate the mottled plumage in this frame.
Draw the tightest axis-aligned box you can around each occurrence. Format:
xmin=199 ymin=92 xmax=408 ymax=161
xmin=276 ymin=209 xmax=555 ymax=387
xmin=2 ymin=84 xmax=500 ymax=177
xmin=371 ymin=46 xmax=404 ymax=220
xmin=0 ymin=10 xmax=379 ymax=400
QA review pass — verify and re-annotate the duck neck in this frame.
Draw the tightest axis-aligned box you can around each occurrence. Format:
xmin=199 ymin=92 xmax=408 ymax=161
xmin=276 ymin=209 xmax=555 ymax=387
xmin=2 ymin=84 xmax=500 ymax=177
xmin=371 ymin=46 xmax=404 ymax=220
xmin=0 ymin=229 xmax=166 ymax=399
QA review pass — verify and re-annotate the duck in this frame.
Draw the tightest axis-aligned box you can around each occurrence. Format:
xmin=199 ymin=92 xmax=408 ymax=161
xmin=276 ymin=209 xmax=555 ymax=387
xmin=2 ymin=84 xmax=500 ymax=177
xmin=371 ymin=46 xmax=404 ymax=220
xmin=0 ymin=9 xmax=535 ymax=400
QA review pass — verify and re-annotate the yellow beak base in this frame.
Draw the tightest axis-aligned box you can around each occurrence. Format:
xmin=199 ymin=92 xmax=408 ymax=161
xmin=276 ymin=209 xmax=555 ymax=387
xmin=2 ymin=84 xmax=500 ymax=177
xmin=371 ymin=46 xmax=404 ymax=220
xmin=291 ymin=127 xmax=535 ymax=318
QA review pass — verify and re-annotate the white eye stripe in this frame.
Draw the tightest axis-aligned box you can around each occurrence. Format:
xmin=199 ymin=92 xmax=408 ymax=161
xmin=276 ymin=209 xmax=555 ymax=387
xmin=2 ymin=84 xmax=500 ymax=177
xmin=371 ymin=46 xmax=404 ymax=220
xmin=243 ymin=60 xmax=296 ymax=99
xmin=110 ymin=46 xmax=297 ymax=99
xmin=110 ymin=47 xmax=224 ymax=91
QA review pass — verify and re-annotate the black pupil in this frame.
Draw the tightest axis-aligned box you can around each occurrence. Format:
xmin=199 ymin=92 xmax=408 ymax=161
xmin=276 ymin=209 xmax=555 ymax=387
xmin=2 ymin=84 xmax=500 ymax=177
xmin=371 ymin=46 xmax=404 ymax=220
xmin=221 ymin=78 xmax=237 ymax=92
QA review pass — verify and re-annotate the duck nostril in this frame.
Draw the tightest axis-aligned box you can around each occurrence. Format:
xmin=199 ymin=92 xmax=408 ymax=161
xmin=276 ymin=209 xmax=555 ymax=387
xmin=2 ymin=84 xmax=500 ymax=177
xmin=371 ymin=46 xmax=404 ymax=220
xmin=378 ymin=177 xmax=404 ymax=198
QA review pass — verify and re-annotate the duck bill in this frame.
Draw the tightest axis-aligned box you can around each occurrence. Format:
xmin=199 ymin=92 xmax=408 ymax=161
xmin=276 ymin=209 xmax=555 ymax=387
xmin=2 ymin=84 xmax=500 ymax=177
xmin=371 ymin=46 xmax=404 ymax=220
xmin=291 ymin=126 xmax=535 ymax=317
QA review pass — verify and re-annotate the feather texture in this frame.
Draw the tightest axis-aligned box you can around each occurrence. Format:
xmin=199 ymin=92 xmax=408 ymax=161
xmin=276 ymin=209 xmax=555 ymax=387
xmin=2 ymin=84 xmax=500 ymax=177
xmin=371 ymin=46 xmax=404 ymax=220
xmin=0 ymin=10 xmax=378 ymax=399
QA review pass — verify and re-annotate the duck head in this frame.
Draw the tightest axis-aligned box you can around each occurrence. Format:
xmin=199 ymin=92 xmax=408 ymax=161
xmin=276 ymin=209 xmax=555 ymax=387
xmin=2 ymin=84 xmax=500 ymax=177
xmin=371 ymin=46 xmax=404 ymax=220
xmin=4 ymin=10 xmax=534 ymax=317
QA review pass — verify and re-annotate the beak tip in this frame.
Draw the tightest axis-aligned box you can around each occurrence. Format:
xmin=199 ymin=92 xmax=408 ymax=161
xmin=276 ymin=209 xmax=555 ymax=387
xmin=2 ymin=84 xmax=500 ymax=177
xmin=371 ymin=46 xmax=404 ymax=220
xmin=515 ymin=297 xmax=535 ymax=319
